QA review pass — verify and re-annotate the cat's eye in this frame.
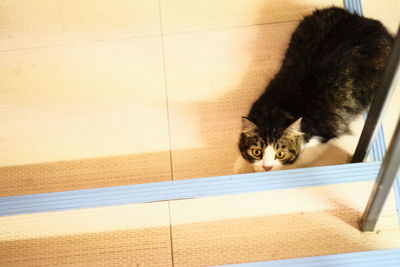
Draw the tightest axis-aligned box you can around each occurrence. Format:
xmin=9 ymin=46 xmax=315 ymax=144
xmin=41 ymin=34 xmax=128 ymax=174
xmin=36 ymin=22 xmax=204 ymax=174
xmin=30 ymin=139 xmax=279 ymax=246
xmin=275 ymin=151 xmax=285 ymax=159
xmin=251 ymin=149 xmax=262 ymax=157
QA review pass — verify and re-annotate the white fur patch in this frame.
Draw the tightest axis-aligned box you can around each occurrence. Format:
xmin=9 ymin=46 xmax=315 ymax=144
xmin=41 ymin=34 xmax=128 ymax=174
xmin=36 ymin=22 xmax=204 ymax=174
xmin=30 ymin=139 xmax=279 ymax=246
xmin=302 ymin=136 xmax=323 ymax=150
xmin=252 ymin=145 xmax=283 ymax=172
xmin=262 ymin=146 xmax=279 ymax=168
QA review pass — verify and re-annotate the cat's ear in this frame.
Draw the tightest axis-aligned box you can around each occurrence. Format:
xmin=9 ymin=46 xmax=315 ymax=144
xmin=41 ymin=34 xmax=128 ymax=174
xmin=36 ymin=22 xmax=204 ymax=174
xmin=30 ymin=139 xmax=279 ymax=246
xmin=241 ymin=117 xmax=258 ymax=134
xmin=284 ymin=117 xmax=304 ymax=136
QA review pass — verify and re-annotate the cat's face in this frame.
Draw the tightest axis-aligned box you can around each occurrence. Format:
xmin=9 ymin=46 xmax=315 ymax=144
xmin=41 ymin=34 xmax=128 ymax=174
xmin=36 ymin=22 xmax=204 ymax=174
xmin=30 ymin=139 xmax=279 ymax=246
xmin=238 ymin=117 xmax=304 ymax=171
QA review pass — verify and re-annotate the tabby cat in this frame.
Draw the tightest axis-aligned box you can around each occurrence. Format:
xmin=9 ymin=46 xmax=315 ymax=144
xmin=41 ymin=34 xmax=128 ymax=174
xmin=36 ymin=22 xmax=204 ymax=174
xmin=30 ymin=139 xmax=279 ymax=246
xmin=239 ymin=7 xmax=393 ymax=171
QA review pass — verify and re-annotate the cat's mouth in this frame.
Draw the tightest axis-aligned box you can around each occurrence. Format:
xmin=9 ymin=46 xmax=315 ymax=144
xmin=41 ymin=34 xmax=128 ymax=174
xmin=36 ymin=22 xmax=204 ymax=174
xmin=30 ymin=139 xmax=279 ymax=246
xmin=252 ymin=163 xmax=278 ymax=172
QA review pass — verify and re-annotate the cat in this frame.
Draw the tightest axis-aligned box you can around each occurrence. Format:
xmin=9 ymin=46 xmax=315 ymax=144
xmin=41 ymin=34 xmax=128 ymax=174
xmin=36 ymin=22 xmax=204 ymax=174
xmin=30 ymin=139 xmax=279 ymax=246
xmin=238 ymin=7 xmax=393 ymax=172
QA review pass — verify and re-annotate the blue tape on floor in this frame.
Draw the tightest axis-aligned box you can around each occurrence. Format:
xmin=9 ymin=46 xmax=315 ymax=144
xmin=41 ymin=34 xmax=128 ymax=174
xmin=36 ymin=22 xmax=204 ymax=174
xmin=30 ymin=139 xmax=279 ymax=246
xmin=395 ymin=174 xmax=400 ymax=221
xmin=344 ymin=0 xmax=363 ymax=15
xmin=0 ymin=162 xmax=381 ymax=216
xmin=219 ymin=248 xmax=400 ymax=266
xmin=370 ymin=126 xmax=386 ymax=161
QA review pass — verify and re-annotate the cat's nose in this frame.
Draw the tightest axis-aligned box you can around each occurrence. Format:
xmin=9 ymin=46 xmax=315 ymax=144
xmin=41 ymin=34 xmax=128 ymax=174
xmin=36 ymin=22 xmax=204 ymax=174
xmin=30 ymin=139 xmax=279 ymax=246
xmin=263 ymin=165 xmax=273 ymax=171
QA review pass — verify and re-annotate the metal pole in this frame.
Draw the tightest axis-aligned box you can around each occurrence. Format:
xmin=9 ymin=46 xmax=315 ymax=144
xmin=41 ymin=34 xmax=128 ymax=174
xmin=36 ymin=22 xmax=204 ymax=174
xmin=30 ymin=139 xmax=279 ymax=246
xmin=352 ymin=26 xmax=400 ymax=163
xmin=361 ymin=116 xmax=400 ymax=231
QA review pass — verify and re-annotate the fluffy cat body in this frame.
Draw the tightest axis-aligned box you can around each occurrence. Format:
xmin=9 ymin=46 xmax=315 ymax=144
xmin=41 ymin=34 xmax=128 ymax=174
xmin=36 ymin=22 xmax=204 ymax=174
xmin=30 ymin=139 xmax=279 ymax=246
xmin=239 ymin=7 xmax=393 ymax=171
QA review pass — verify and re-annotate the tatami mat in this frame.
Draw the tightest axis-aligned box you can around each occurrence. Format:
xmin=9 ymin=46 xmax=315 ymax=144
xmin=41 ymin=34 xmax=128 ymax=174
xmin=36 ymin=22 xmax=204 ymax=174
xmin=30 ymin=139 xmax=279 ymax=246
xmin=170 ymin=182 xmax=399 ymax=266
xmin=0 ymin=202 xmax=172 ymax=266
xmin=0 ymin=0 xmax=161 ymax=50
xmin=160 ymin=0 xmax=342 ymax=33
xmin=0 ymin=35 xmax=171 ymax=195
xmin=1 ymin=36 xmax=169 ymax=166
xmin=0 ymin=152 xmax=172 ymax=197
xmin=1 ymin=0 xmax=400 ymax=265
xmin=1 ymin=181 xmax=398 ymax=266
xmin=2 ymin=0 xmax=398 ymax=192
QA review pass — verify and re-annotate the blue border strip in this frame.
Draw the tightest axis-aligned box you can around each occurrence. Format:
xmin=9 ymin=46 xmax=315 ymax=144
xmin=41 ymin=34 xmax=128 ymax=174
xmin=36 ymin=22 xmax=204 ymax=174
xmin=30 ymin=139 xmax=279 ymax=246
xmin=344 ymin=0 xmax=364 ymax=15
xmin=0 ymin=162 xmax=381 ymax=216
xmin=345 ymin=0 xmax=400 ymax=226
xmin=371 ymin=126 xmax=386 ymax=162
xmin=219 ymin=248 xmax=400 ymax=266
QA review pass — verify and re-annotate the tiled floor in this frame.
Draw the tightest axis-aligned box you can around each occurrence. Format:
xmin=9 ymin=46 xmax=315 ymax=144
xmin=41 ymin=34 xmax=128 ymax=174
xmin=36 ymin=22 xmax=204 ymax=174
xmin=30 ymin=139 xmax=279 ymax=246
xmin=1 ymin=1 xmax=400 ymax=265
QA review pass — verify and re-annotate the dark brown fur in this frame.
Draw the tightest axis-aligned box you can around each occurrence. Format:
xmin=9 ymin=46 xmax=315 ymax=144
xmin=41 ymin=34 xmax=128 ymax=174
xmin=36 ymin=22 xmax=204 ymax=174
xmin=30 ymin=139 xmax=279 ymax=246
xmin=239 ymin=7 xmax=393 ymax=164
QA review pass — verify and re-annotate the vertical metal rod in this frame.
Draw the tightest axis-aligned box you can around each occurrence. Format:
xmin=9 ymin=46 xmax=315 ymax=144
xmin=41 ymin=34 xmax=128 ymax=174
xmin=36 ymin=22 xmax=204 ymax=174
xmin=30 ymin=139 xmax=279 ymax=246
xmin=361 ymin=116 xmax=400 ymax=231
xmin=351 ymin=26 xmax=400 ymax=163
